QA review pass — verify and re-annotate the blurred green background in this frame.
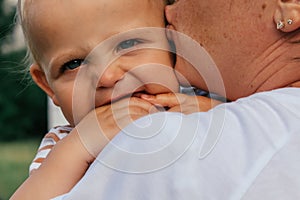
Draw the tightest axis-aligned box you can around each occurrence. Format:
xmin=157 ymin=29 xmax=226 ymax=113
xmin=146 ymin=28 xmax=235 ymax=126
xmin=0 ymin=0 xmax=47 ymax=198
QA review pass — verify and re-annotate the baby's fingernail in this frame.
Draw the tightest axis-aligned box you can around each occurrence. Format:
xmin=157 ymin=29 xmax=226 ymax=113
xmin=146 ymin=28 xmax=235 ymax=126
xmin=141 ymin=94 xmax=154 ymax=99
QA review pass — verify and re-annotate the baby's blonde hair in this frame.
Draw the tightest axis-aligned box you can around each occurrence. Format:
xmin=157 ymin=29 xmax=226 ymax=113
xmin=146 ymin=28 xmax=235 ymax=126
xmin=16 ymin=0 xmax=174 ymax=69
xmin=16 ymin=0 xmax=34 ymax=76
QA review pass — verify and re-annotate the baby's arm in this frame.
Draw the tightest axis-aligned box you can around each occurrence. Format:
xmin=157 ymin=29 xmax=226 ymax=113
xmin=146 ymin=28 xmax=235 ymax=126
xmin=10 ymin=128 xmax=94 ymax=200
xmin=141 ymin=93 xmax=222 ymax=114
xmin=29 ymin=126 xmax=71 ymax=174
xmin=11 ymin=97 xmax=158 ymax=200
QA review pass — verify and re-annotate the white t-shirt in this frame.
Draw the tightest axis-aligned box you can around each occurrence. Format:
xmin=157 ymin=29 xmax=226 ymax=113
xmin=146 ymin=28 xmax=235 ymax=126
xmin=54 ymin=88 xmax=300 ymax=200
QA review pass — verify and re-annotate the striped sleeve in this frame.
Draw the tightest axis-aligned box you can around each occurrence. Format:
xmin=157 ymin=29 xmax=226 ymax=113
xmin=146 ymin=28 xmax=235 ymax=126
xmin=29 ymin=126 xmax=73 ymax=174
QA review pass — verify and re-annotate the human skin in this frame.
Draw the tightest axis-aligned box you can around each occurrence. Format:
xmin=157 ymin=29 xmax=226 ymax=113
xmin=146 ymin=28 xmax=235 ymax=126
xmin=11 ymin=0 xmax=180 ymax=199
xmin=164 ymin=0 xmax=300 ymax=101
xmin=26 ymin=0 xmax=179 ymax=126
xmin=12 ymin=1 xmax=300 ymax=199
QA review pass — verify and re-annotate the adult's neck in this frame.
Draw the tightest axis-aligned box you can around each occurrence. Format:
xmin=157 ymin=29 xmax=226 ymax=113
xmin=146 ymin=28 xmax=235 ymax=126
xmin=254 ymin=31 xmax=300 ymax=93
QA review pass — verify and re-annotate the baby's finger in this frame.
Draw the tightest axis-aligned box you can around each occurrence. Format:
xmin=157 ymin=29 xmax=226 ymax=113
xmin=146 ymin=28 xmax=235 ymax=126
xmin=129 ymin=97 xmax=159 ymax=111
xmin=110 ymin=97 xmax=159 ymax=122
xmin=141 ymin=93 xmax=180 ymax=107
xmin=167 ymin=105 xmax=182 ymax=113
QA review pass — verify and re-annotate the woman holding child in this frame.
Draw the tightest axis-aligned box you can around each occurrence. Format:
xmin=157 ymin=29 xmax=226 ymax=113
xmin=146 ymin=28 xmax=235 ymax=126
xmin=12 ymin=0 xmax=300 ymax=199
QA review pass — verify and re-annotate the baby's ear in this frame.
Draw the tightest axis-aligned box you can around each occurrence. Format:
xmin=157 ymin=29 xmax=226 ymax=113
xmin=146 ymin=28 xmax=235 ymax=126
xmin=274 ymin=0 xmax=300 ymax=32
xmin=30 ymin=63 xmax=59 ymax=106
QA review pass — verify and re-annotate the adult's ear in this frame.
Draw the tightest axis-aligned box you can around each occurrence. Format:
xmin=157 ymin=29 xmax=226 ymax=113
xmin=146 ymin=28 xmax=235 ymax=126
xmin=274 ymin=0 xmax=300 ymax=32
xmin=30 ymin=63 xmax=59 ymax=106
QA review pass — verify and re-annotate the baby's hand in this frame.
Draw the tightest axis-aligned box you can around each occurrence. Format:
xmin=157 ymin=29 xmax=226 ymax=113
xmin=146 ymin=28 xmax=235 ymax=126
xmin=96 ymin=97 xmax=159 ymax=139
xmin=76 ymin=97 xmax=159 ymax=157
xmin=141 ymin=93 xmax=221 ymax=114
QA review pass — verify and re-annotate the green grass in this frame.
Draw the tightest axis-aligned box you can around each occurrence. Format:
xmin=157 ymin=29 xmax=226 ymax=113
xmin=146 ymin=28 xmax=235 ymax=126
xmin=0 ymin=140 xmax=39 ymax=200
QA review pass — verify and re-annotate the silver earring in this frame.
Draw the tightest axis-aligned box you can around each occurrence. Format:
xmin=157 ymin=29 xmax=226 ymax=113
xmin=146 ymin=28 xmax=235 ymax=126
xmin=277 ymin=20 xmax=285 ymax=29
xmin=287 ymin=19 xmax=293 ymax=25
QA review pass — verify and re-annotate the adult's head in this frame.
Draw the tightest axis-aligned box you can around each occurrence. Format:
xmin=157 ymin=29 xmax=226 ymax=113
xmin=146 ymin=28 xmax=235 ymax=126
xmin=166 ymin=0 xmax=300 ymax=101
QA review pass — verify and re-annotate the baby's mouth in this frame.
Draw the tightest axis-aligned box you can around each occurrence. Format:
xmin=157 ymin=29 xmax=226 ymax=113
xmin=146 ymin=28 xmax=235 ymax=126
xmin=99 ymin=90 xmax=150 ymax=107
xmin=110 ymin=90 xmax=149 ymax=104
xmin=131 ymin=91 xmax=149 ymax=98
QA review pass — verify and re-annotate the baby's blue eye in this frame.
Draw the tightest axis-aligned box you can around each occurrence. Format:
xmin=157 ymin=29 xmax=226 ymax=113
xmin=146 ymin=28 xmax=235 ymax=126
xmin=62 ymin=59 xmax=84 ymax=71
xmin=116 ymin=39 xmax=140 ymax=52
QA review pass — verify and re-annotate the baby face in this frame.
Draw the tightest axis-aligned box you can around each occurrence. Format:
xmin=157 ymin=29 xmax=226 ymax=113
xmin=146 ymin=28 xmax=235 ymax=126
xmin=26 ymin=0 xmax=179 ymax=125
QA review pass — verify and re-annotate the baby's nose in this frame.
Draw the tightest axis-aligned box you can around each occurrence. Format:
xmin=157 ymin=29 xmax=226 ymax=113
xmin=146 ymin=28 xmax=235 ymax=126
xmin=96 ymin=66 xmax=125 ymax=88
